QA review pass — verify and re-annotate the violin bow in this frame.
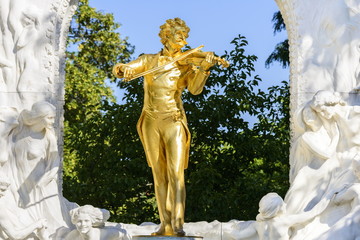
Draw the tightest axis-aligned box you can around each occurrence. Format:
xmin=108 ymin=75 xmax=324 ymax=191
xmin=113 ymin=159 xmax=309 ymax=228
xmin=124 ymin=45 xmax=204 ymax=81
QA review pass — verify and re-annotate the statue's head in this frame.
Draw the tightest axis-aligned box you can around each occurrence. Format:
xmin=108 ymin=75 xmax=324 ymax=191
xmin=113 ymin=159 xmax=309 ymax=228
xmin=311 ymin=91 xmax=342 ymax=107
xmin=20 ymin=101 xmax=56 ymax=130
xmin=70 ymin=205 xmax=110 ymax=233
xmin=159 ymin=18 xmax=190 ymax=49
xmin=256 ymin=192 xmax=285 ymax=221
xmin=310 ymin=90 xmax=344 ymax=120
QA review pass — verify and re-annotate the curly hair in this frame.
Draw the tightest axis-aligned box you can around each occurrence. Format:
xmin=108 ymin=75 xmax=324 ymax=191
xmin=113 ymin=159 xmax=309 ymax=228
xmin=70 ymin=205 xmax=110 ymax=227
xmin=256 ymin=192 xmax=285 ymax=221
xmin=19 ymin=101 xmax=55 ymax=126
xmin=159 ymin=18 xmax=190 ymax=45
xmin=310 ymin=90 xmax=344 ymax=113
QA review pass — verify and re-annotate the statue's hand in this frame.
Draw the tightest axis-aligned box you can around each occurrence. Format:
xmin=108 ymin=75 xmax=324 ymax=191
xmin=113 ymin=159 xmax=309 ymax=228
xmin=200 ymin=52 xmax=216 ymax=71
xmin=121 ymin=65 xmax=135 ymax=81
xmin=36 ymin=219 xmax=48 ymax=230
xmin=36 ymin=219 xmax=50 ymax=240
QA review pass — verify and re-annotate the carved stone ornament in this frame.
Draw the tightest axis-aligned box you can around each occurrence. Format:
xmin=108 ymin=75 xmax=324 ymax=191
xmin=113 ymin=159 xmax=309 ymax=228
xmin=0 ymin=0 xmax=80 ymax=239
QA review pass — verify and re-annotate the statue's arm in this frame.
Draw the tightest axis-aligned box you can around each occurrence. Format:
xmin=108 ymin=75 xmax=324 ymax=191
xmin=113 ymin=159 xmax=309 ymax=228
xmin=286 ymin=196 xmax=330 ymax=226
xmin=100 ymin=227 xmax=129 ymax=240
xmin=38 ymin=137 xmax=60 ymax=187
xmin=113 ymin=55 xmax=147 ymax=80
xmin=301 ymin=129 xmax=337 ymax=159
xmin=186 ymin=67 xmax=211 ymax=95
xmin=333 ymin=184 xmax=360 ymax=205
xmin=232 ymin=222 xmax=257 ymax=239
xmin=186 ymin=52 xmax=217 ymax=95
xmin=64 ymin=230 xmax=79 ymax=240
xmin=38 ymin=160 xmax=59 ymax=187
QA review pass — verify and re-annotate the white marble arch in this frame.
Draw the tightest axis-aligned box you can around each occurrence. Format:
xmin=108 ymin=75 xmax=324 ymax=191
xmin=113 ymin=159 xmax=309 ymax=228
xmin=0 ymin=0 xmax=78 ymax=136
xmin=276 ymin=0 xmax=360 ymax=124
xmin=2 ymin=0 xmax=360 ymax=239
xmin=0 ymin=0 xmax=78 ymax=239
xmin=269 ymin=0 xmax=360 ymax=240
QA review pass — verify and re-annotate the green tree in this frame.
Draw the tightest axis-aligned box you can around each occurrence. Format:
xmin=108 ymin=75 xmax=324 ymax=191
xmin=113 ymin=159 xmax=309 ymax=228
xmin=183 ymin=36 xmax=289 ymax=221
xmin=63 ymin=2 xmax=290 ymax=223
xmin=265 ymin=11 xmax=289 ymax=68
xmin=62 ymin=0 xmax=145 ymax=219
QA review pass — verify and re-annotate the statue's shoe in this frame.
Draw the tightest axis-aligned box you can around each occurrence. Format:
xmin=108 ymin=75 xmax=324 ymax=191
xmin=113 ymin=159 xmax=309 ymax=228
xmin=174 ymin=228 xmax=186 ymax=237
xmin=151 ymin=224 xmax=173 ymax=236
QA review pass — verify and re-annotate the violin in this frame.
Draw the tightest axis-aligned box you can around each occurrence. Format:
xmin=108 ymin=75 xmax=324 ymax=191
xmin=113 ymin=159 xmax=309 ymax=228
xmin=177 ymin=50 xmax=230 ymax=68
xmin=120 ymin=45 xmax=229 ymax=81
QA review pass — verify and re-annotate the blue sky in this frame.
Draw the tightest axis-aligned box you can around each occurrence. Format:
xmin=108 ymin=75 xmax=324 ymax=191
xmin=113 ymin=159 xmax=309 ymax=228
xmin=89 ymin=0 xmax=288 ymax=96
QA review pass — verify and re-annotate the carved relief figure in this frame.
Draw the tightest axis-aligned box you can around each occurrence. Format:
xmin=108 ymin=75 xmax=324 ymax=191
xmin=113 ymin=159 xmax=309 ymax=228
xmin=64 ymin=205 xmax=129 ymax=240
xmin=289 ymin=91 xmax=343 ymax=183
xmin=232 ymin=192 xmax=330 ymax=240
xmin=113 ymin=18 xmax=226 ymax=236
xmin=333 ymin=158 xmax=360 ymax=208
xmin=285 ymin=90 xmax=360 ymax=217
xmin=10 ymin=101 xmax=70 ymax=234
xmin=0 ymin=0 xmax=15 ymax=96
xmin=333 ymin=0 xmax=360 ymax=92
xmin=15 ymin=8 xmax=49 ymax=107
xmin=16 ymin=9 xmax=39 ymax=90
xmin=301 ymin=0 xmax=360 ymax=92
xmin=0 ymin=176 xmax=49 ymax=240
xmin=286 ymin=91 xmax=346 ymax=214
xmin=284 ymin=91 xmax=360 ymax=239
xmin=315 ymin=158 xmax=360 ymax=240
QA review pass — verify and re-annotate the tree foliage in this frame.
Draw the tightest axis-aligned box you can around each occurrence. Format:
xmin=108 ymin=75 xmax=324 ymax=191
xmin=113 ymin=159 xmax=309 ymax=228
xmin=183 ymin=36 xmax=289 ymax=221
xmin=63 ymin=2 xmax=290 ymax=224
xmin=63 ymin=0 xmax=146 ymax=221
xmin=271 ymin=11 xmax=286 ymax=34
xmin=265 ymin=39 xmax=289 ymax=69
xmin=265 ymin=11 xmax=289 ymax=68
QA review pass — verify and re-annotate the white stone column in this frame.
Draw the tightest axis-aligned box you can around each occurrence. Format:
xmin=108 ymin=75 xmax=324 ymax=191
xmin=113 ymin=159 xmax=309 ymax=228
xmin=0 ymin=0 xmax=78 ymax=238
xmin=276 ymin=0 xmax=360 ymax=133
xmin=276 ymin=1 xmax=360 ymax=239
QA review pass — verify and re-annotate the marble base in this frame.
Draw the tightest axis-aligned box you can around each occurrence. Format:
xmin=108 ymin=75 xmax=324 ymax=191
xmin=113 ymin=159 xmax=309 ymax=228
xmin=132 ymin=236 xmax=203 ymax=240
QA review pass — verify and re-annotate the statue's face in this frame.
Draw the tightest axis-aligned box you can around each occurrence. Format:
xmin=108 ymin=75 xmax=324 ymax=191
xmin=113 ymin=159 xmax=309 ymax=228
xmin=167 ymin=26 xmax=187 ymax=50
xmin=42 ymin=113 xmax=55 ymax=129
xmin=32 ymin=113 xmax=55 ymax=132
xmin=75 ymin=213 xmax=92 ymax=234
xmin=318 ymin=106 xmax=335 ymax=120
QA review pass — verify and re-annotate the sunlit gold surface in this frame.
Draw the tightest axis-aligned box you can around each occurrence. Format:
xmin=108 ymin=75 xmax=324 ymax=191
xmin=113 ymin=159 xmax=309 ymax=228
xmin=113 ymin=18 xmax=228 ymax=236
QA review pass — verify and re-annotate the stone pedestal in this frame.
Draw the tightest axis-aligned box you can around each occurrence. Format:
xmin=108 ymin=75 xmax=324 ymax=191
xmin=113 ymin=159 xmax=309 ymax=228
xmin=132 ymin=236 xmax=203 ymax=240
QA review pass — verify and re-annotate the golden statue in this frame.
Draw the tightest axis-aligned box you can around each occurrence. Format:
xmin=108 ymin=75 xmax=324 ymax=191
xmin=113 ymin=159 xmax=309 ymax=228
xmin=113 ymin=17 xmax=228 ymax=236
